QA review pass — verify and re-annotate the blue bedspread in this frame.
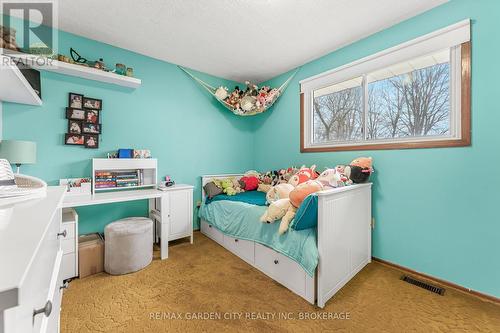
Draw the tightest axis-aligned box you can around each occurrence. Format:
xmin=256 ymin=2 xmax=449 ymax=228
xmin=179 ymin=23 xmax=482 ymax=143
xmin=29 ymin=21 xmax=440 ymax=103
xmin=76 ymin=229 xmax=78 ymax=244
xmin=205 ymin=190 xmax=267 ymax=206
xmin=199 ymin=200 xmax=318 ymax=276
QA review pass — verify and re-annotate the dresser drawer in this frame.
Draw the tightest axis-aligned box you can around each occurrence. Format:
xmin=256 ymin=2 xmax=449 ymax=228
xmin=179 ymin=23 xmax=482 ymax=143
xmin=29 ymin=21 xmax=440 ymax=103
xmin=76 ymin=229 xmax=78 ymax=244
xmin=200 ymin=220 xmax=223 ymax=244
xmin=60 ymin=221 xmax=76 ymax=240
xmin=61 ymin=238 xmax=75 ymax=254
xmin=40 ymin=250 xmax=64 ymax=333
xmin=254 ymin=243 xmax=308 ymax=297
xmin=13 ymin=209 xmax=62 ymax=333
xmin=223 ymin=235 xmax=254 ymax=264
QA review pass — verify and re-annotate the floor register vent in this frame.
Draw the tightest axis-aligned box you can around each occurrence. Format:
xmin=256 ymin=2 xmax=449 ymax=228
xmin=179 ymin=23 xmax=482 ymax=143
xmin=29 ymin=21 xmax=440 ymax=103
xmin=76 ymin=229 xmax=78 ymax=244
xmin=401 ymin=275 xmax=445 ymax=295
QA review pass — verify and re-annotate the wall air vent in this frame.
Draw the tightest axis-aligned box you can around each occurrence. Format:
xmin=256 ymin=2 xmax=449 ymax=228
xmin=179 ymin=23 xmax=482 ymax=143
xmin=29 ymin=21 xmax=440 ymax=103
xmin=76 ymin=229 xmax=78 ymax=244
xmin=401 ymin=275 xmax=445 ymax=295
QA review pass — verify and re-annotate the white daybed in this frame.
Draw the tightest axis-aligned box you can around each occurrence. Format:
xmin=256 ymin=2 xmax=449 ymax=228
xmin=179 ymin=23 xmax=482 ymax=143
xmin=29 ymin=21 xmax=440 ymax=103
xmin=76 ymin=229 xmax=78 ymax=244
xmin=200 ymin=174 xmax=372 ymax=308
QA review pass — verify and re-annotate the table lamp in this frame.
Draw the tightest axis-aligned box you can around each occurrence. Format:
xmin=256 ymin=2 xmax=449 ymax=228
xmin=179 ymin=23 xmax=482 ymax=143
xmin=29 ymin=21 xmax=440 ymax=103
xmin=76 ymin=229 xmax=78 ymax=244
xmin=0 ymin=140 xmax=37 ymax=173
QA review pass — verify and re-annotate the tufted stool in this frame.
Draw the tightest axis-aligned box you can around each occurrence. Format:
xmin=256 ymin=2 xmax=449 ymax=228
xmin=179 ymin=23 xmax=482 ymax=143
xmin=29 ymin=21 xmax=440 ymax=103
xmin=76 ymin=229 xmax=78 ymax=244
xmin=104 ymin=217 xmax=153 ymax=275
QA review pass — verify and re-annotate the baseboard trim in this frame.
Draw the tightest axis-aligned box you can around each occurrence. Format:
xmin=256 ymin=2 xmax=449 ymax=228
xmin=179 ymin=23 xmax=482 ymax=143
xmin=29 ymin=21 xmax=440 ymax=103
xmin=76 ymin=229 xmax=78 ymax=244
xmin=372 ymin=257 xmax=500 ymax=304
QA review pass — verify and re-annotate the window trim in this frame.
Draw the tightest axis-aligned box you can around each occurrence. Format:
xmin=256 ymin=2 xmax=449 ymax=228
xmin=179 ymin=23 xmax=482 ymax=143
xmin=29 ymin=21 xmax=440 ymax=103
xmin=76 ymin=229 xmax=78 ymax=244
xmin=300 ymin=24 xmax=471 ymax=152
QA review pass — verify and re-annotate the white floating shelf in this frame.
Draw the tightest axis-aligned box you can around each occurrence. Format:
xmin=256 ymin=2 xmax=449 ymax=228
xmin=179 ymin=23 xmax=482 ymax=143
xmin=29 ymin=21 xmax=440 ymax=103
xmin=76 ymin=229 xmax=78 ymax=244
xmin=1 ymin=49 xmax=141 ymax=89
xmin=0 ymin=54 xmax=42 ymax=106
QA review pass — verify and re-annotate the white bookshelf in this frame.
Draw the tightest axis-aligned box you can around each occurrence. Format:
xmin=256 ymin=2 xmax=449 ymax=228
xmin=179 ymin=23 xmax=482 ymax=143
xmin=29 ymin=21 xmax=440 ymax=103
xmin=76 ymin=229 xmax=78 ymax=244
xmin=0 ymin=53 xmax=42 ymax=106
xmin=1 ymin=49 xmax=141 ymax=89
xmin=92 ymin=158 xmax=157 ymax=193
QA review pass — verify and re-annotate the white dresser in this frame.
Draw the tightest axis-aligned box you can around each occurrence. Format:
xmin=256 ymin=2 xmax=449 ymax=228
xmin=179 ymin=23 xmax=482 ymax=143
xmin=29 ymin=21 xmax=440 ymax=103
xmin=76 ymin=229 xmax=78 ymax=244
xmin=0 ymin=187 xmax=66 ymax=333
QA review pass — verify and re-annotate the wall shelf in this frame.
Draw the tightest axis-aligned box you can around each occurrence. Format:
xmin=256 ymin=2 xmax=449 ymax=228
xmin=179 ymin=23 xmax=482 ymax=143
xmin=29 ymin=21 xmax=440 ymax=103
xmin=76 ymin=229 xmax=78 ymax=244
xmin=0 ymin=54 xmax=43 ymax=106
xmin=1 ymin=49 xmax=141 ymax=89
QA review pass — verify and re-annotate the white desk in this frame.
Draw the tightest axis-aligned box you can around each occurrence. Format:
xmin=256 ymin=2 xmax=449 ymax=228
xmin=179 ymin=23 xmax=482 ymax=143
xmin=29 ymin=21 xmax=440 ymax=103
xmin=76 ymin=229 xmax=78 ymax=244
xmin=61 ymin=184 xmax=194 ymax=260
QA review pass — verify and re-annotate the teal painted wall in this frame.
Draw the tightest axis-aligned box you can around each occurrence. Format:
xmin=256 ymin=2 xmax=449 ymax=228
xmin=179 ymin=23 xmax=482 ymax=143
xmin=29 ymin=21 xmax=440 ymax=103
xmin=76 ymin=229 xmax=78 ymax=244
xmin=4 ymin=0 xmax=499 ymax=298
xmin=2 ymin=18 xmax=254 ymax=234
xmin=252 ymin=0 xmax=500 ymax=297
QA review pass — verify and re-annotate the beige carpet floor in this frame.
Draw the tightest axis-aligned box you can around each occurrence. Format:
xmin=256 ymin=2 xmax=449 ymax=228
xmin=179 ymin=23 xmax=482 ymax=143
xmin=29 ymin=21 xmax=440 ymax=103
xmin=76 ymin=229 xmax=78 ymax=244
xmin=61 ymin=232 xmax=500 ymax=332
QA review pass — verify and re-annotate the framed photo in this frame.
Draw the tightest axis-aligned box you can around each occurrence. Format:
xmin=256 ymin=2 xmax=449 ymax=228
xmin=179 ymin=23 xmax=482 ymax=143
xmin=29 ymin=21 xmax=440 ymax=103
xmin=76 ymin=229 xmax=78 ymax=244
xmin=68 ymin=120 xmax=83 ymax=134
xmin=85 ymin=109 xmax=99 ymax=124
xmin=83 ymin=97 xmax=102 ymax=110
xmin=82 ymin=122 xmax=100 ymax=134
xmin=66 ymin=108 xmax=86 ymax=120
xmin=84 ymin=135 xmax=99 ymax=149
xmin=65 ymin=134 xmax=84 ymax=145
xmin=69 ymin=93 xmax=83 ymax=109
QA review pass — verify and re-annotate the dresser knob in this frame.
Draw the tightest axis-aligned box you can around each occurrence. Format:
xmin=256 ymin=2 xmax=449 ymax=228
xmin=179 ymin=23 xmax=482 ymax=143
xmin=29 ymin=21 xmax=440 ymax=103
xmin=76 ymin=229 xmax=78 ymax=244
xmin=208 ymin=225 xmax=212 ymax=228
xmin=57 ymin=230 xmax=67 ymax=238
xmin=274 ymin=259 xmax=279 ymax=265
xmin=234 ymin=239 xmax=239 ymax=242
xmin=33 ymin=300 xmax=52 ymax=319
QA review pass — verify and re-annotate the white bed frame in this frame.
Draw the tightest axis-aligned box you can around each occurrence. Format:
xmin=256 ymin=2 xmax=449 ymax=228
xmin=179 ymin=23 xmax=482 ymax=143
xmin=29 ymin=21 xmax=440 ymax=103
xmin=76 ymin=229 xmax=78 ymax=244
xmin=200 ymin=174 xmax=372 ymax=308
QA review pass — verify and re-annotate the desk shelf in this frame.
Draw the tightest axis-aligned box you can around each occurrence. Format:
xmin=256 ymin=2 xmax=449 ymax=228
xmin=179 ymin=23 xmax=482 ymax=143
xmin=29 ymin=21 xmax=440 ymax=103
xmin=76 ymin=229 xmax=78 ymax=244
xmin=92 ymin=158 xmax=157 ymax=194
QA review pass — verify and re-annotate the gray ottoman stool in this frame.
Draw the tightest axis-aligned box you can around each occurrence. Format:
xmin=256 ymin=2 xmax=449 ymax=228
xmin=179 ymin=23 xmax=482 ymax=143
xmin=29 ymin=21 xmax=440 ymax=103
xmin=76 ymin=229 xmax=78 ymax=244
xmin=104 ymin=217 xmax=153 ymax=275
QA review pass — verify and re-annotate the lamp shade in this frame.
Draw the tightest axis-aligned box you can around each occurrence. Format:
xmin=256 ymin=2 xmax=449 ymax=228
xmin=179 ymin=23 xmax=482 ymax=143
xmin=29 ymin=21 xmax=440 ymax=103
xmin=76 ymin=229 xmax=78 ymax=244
xmin=0 ymin=140 xmax=37 ymax=164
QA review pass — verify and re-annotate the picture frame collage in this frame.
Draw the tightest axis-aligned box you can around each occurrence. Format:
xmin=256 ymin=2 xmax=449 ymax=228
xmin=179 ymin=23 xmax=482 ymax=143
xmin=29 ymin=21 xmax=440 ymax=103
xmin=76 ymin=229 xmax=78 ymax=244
xmin=65 ymin=92 xmax=102 ymax=149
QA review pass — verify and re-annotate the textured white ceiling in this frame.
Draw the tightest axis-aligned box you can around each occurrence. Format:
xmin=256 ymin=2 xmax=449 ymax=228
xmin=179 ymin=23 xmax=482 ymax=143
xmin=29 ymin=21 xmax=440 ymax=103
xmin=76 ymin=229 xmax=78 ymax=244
xmin=6 ymin=0 xmax=448 ymax=82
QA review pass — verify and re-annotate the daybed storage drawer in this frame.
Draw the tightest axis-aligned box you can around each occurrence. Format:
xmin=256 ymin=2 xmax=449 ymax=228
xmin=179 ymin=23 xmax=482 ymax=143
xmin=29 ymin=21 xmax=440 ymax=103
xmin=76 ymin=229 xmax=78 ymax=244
xmin=254 ymin=243 xmax=308 ymax=297
xmin=223 ymin=235 xmax=255 ymax=264
xmin=201 ymin=220 xmax=223 ymax=244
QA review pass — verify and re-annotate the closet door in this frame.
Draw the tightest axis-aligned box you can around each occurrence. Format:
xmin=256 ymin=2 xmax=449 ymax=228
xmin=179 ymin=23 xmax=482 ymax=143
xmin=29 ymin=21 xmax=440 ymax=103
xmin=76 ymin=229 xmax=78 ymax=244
xmin=168 ymin=189 xmax=192 ymax=241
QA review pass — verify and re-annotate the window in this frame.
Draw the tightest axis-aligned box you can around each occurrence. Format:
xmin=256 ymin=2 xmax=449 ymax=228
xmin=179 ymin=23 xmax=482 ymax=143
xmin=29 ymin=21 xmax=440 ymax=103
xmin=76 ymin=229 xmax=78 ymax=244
xmin=300 ymin=20 xmax=471 ymax=152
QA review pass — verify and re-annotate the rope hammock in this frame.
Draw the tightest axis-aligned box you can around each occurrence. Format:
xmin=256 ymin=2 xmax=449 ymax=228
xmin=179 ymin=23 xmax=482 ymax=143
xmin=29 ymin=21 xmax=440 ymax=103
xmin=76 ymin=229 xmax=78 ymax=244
xmin=178 ymin=66 xmax=298 ymax=116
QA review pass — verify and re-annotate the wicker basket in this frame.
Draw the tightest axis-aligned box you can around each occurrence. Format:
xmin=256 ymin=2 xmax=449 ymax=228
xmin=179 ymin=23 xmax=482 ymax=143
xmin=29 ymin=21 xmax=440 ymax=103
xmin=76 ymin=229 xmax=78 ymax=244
xmin=15 ymin=174 xmax=47 ymax=190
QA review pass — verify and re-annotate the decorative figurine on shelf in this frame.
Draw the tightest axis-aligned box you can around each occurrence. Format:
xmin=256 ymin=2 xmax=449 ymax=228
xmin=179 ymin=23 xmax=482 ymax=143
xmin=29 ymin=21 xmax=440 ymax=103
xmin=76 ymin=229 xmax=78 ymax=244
xmin=126 ymin=67 xmax=134 ymax=77
xmin=70 ymin=47 xmax=88 ymax=65
xmin=115 ymin=63 xmax=126 ymax=75
xmin=92 ymin=58 xmax=105 ymax=70
xmin=164 ymin=175 xmax=175 ymax=187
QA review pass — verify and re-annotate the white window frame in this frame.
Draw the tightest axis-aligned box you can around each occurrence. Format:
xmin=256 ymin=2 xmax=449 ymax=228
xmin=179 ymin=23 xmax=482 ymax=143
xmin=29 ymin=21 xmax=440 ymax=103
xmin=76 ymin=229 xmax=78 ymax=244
xmin=300 ymin=19 xmax=471 ymax=151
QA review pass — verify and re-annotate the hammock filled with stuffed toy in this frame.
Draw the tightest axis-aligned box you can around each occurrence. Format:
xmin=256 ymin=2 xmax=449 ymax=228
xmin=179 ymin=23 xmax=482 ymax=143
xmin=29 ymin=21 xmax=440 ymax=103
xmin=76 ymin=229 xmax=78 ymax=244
xmin=178 ymin=66 xmax=298 ymax=116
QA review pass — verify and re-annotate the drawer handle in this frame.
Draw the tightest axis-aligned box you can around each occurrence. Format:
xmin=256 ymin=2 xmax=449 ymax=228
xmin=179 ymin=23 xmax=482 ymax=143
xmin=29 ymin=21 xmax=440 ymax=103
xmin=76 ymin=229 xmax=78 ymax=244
xmin=274 ymin=259 xmax=279 ymax=265
xmin=33 ymin=300 xmax=52 ymax=319
xmin=208 ymin=225 xmax=212 ymax=228
xmin=234 ymin=239 xmax=239 ymax=242
xmin=57 ymin=230 xmax=67 ymax=238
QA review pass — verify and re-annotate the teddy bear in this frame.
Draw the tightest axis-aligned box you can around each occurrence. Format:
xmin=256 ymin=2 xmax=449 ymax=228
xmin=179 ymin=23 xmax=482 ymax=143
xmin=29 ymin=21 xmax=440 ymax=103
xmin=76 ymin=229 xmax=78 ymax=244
xmin=266 ymin=183 xmax=295 ymax=204
xmin=239 ymin=175 xmax=259 ymax=191
xmin=231 ymin=177 xmax=244 ymax=194
xmin=316 ymin=168 xmax=351 ymax=188
xmin=278 ymin=180 xmax=324 ymax=234
xmin=240 ymin=95 xmax=256 ymax=113
xmin=224 ymin=86 xmax=241 ymax=110
xmin=288 ymin=165 xmax=317 ymax=186
xmin=278 ymin=167 xmax=298 ymax=184
xmin=255 ymin=86 xmax=270 ymax=109
xmin=214 ymin=86 xmax=229 ymax=100
xmin=219 ymin=178 xmax=237 ymax=195
xmin=344 ymin=157 xmax=373 ymax=183
xmin=260 ymin=198 xmax=291 ymax=223
xmin=243 ymin=81 xmax=258 ymax=97
xmin=265 ymin=88 xmax=280 ymax=105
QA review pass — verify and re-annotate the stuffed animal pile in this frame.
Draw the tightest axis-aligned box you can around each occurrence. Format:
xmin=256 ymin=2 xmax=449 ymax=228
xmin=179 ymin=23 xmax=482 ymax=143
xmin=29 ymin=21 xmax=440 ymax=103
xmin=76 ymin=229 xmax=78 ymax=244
xmin=0 ymin=26 xmax=21 ymax=52
xmin=214 ymin=81 xmax=281 ymax=116
xmin=203 ymin=158 xmax=373 ymax=235
xmin=260 ymin=158 xmax=373 ymax=235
